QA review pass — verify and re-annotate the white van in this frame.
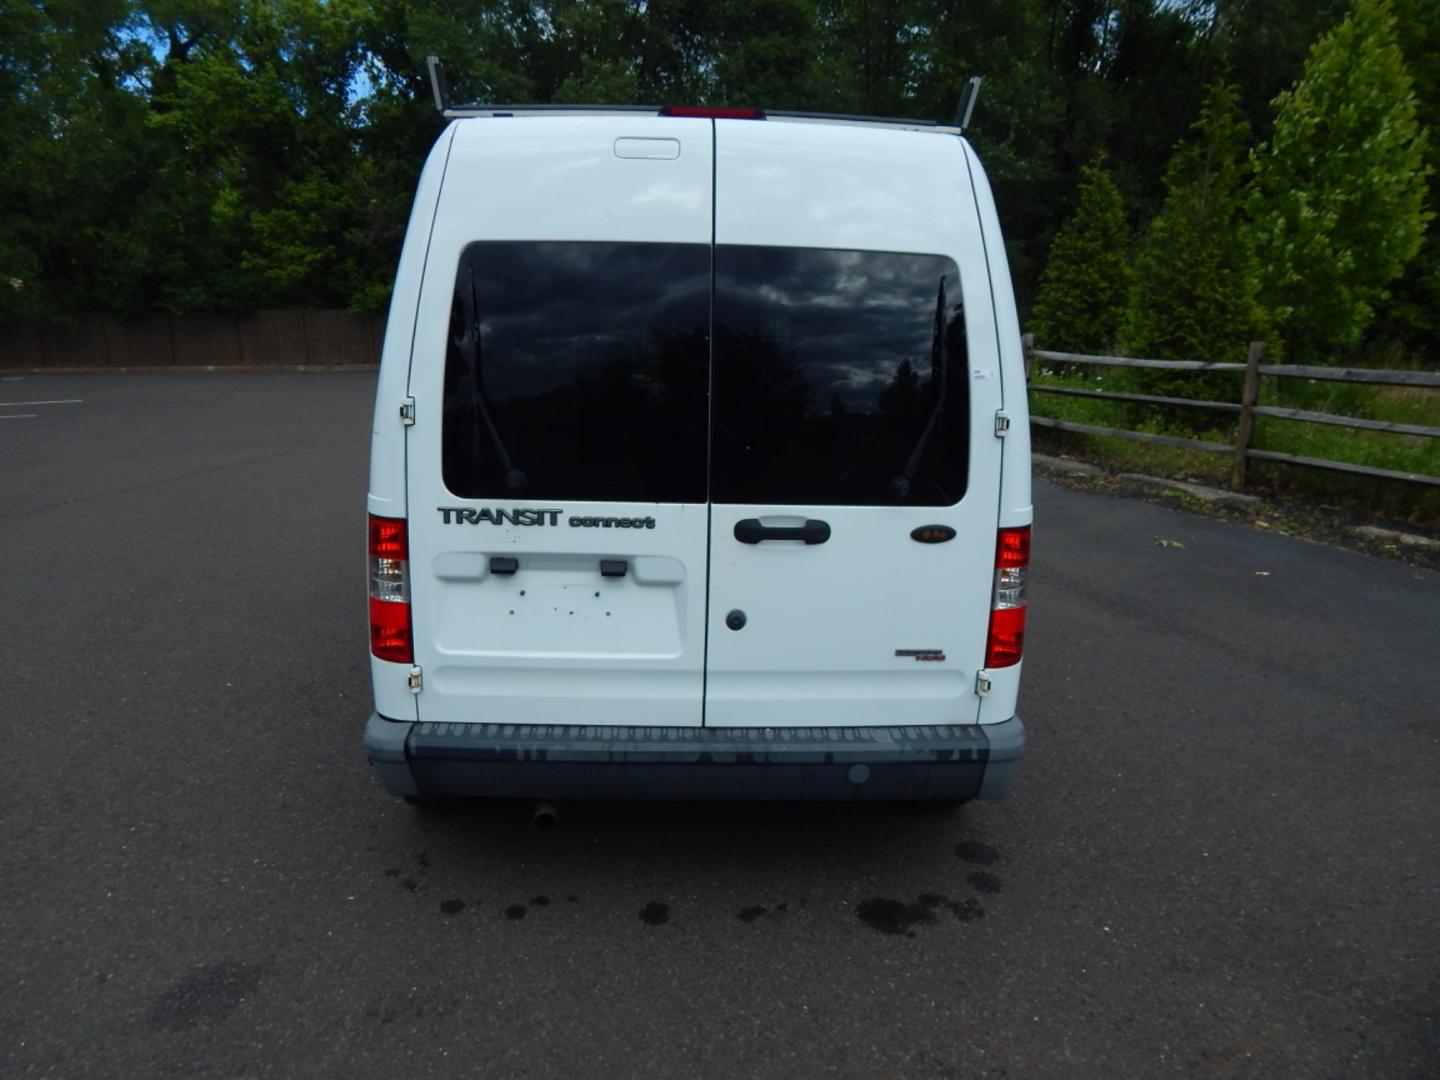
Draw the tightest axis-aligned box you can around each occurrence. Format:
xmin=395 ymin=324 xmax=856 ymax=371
xmin=363 ymin=102 xmax=1030 ymax=804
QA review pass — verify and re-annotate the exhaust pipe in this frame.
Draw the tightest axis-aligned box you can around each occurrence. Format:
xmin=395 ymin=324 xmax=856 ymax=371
xmin=532 ymin=802 xmax=559 ymax=831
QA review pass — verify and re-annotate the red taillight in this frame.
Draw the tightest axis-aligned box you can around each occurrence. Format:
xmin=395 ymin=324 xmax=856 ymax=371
xmin=659 ymin=105 xmax=766 ymax=120
xmin=368 ymin=514 xmax=412 ymax=663
xmin=369 ymin=515 xmax=407 ymax=560
xmin=995 ymin=525 xmax=1030 ymax=570
xmin=985 ymin=526 xmax=1030 ymax=669
xmin=369 ymin=596 xmax=413 ymax=663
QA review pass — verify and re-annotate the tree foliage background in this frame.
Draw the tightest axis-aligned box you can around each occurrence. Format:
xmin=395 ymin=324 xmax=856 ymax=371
xmin=0 ymin=0 xmax=1433 ymax=365
xmin=1028 ymin=155 xmax=1130 ymax=355
xmin=1248 ymin=0 xmax=1429 ymax=360
xmin=1122 ymin=78 xmax=1267 ymax=371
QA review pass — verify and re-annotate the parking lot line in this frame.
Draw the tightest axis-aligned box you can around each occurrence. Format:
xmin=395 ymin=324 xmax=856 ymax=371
xmin=0 ymin=399 xmax=83 ymax=408
xmin=0 ymin=414 xmax=38 ymax=420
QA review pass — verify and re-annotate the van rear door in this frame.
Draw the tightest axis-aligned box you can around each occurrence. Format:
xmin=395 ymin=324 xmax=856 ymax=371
xmin=705 ymin=119 xmax=1004 ymax=728
xmin=403 ymin=117 xmax=714 ymax=728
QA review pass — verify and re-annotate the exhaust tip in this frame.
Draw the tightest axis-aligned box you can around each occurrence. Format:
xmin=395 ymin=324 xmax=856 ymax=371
xmin=533 ymin=803 xmax=559 ymax=831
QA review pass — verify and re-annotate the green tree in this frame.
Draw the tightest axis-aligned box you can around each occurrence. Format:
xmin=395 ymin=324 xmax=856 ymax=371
xmin=4 ymin=0 xmax=1431 ymax=347
xmin=1370 ymin=0 xmax=1440 ymax=362
xmin=0 ymin=0 xmax=158 ymax=315
xmin=143 ymin=0 xmax=376 ymax=311
xmin=1028 ymin=157 xmax=1130 ymax=352
xmin=1210 ymin=0 xmax=1350 ymax=141
xmin=1247 ymin=0 xmax=1431 ymax=361
xmin=1120 ymin=78 xmax=1267 ymax=402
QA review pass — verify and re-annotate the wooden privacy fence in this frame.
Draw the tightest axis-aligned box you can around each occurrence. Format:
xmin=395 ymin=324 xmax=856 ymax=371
xmin=0 ymin=310 xmax=386 ymax=371
xmin=1021 ymin=335 xmax=1440 ymax=491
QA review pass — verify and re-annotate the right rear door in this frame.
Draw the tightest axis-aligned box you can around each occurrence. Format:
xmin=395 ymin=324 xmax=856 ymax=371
xmin=703 ymin=119 xmax=1004 ymax=729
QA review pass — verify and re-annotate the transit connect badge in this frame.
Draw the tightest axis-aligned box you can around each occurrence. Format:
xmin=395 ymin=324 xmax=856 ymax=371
xmin=437 ymin=507 xmax=657 ymax=529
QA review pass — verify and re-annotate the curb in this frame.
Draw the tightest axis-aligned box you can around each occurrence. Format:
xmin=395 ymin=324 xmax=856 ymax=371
xmin=1114 ymin=472 xmax=1262 ymax=507
xmin=1031 ymin=452 xmax=1103 ymax=476
xmin=1033 ymin=454 xmax=1261 ymax=507
xmin=1351 ymin=525 xmax=1440 ymax=553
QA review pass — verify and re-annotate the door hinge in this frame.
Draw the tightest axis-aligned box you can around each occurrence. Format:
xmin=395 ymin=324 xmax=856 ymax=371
xmin=400 ymin=398 xmax=416 ymax=426
xmin=407 ymin=665 xmax=423 ymax=693
xmin=994 ymin=411 xmax=1011 ymax=437
xmin=975 ymin=670 xmax=992 ymax=696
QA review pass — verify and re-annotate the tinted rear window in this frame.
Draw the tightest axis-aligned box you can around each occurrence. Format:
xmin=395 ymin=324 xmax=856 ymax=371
xmin=712 ymin=247 xmax=968 ymax=506
xmin=441 ymin=241 xmax=710 ymax=502
xmin=441 ymin=242 xmax=968 ymax=507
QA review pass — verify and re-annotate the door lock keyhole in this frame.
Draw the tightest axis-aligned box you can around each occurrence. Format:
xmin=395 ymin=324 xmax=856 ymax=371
xmin=725 ymin=609 xmax=747 ymax=631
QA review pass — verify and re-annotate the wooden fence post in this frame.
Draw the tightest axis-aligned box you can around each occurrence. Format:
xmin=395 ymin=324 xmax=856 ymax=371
xmin=1231 ymin=340 xmax=1266 ymax=491
xmin=1021 ymin=332 xmax=1034 ymax=384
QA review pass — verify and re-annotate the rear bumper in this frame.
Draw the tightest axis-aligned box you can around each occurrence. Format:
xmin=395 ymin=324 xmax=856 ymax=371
xmin=364 ymin=714 xmax=1024 ymax=802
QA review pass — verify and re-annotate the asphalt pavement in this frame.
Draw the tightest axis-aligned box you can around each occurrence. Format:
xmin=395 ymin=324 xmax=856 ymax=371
xmin=2 ymin=373 xmax=1436 ymax=1078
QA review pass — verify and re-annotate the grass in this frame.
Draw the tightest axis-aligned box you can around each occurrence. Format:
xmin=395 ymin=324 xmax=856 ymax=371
xmin=1026 ymin=362 xmax=1440 ymax=525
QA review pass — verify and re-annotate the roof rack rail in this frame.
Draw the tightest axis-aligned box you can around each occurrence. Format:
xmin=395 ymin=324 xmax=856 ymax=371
xmin=424 ymin=58 xmax=981 ymax=134
xmin=445 ymin=102 xmax=664 ymax=117
xmin=766 ymin=109 xmax=939 ymax=127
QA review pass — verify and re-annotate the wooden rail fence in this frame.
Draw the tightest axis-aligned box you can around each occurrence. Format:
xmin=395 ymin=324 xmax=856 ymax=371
xmin=0 ymin=310 xmax=386 ymax=371
xmin=1021 ymin=335 xmax=1440 ymax=490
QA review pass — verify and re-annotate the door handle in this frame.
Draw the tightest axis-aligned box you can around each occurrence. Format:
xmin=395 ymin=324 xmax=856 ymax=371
xmin=733 ymin=518 xmax=831 ymax=545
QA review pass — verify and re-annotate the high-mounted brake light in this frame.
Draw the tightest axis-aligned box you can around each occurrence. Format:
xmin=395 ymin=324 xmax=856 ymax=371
xmin=985 ymin=526 xmax=1030 ymax=668
xmin=368 ymin=515 xmax=412 ymax=663
xmin=659 ymin=105 xmax=766 ymax=120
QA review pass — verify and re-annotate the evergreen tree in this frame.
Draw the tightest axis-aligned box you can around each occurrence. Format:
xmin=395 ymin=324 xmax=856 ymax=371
xmin=1370 ymin=0 xmax=1440 ymax=363
xmin=1122 ymin=80 xmax=1266 ymax=358
xmin=1120 ymin=78 xmax=1267 ymax=405
xmin=1247 ymin=0 xmax=1431 ymax=361
xmin=1029 ymin=157 xmax=1130 ymax=353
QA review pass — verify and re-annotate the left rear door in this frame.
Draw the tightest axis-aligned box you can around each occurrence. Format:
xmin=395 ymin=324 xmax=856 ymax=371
xmin=404 ymin=117 xmax=715 ymax=728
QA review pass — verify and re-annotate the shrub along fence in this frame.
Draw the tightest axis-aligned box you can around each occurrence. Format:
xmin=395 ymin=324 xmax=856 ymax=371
xmin=1022 ymin=334 xmax=1440 ymax=491
xmin=0 ymin=310 xmax=386 ymax=371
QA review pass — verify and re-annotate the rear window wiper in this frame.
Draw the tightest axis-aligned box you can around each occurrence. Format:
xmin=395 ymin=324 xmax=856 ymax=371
xmin=458 ymin=266 xmax=527 ymax=493
xmin=889 ymin=275 xmax=949 ymax=499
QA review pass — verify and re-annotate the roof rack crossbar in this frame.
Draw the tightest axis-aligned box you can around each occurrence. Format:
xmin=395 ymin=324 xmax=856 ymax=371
xmin=426 ymin=55 xmax=980 ymax=134
xmin=442 ymin=104 xmax=957 ymax=131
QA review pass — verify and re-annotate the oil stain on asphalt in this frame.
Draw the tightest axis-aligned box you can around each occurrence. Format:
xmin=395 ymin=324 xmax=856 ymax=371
xmin=967 ymin=871 xmax=1003 ymax=894
xmin=500 ymin=896 xmax=557 ymax=920
xmin=953 ymin=840 xmax=1000 ymax=866
xmin=856 ymin=843 xmax=1002 ymax=936
xmin=398 ymin=841 xmax=1006 ymax=935
xmin=384 ymin=852 xmax=432 ymax=894
xmin=736 ymin=902 xmax=790 ymax=923
xmin=856 ymin=895 xmax=985 ymax=937
xmin=146 ymin=962 xmax=269 ymax=1032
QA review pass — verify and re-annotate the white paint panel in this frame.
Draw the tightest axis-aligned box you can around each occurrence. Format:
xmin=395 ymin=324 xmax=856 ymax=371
xmin=369 ymin=123 xmax=456 ymax=517
xmin=962 ymin=143 xmax=1032 ymax=728
xmin=707 ymin=121 xmax=1003 ymax=728
xmin=435 ymin=116 xmax=713 ymax=245
xmin=962 ymin=142 xmax=1033 ymax=532
xmin=367 ymin=123 xmax=456 ymax=722
xmin=402 ymin=116 xmax=714 ymax=728
xmin=715 ymin=120 xmax=977 ymax=255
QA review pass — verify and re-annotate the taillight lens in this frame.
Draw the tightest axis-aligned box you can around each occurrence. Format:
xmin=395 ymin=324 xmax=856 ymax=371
xmin=368 ymin=515 xmax=412 ymax=663
xmin=985 ymin=526 xmax=1030 ymax=668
